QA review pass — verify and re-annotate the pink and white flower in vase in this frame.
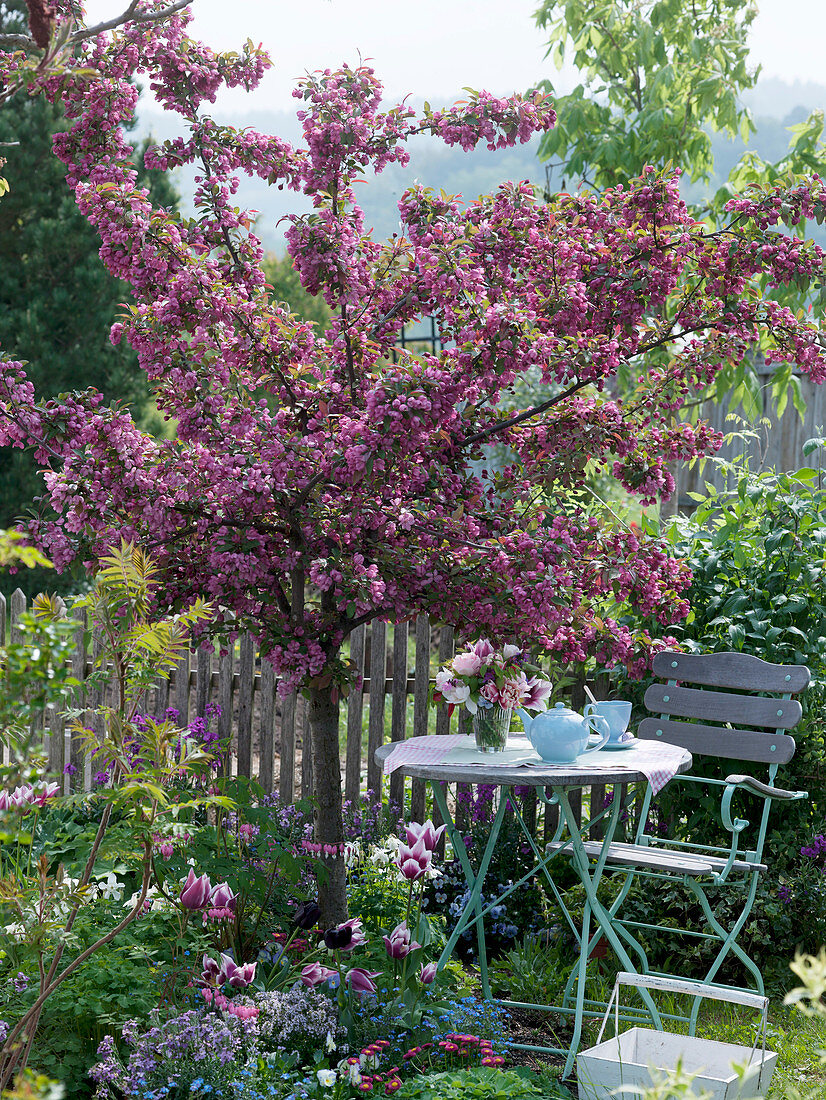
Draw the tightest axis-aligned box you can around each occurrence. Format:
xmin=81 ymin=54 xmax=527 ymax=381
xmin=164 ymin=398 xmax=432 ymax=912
xmin=431 ymin=640 xmax=553 ymax=752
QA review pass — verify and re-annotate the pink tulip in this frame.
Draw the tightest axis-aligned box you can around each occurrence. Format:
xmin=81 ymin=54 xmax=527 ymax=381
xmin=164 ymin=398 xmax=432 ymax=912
xmin=300 ymin=961 xmax=338 ymax=987
xmin=217 ymin=951 xmax=256 ymax=989
xmin=180 ymin=869 xmax=212 ymax=910
xmin=383 ymin=922 xmax=421 ymax=960
xmin=346 ymin=967 xmax=380 ymax=994
xmin=522 ymin=676 xmax=553 ymax=710
xmin=471 ymin=639 xmax=495 ymax=665
xmin=419 ymin=962 xmax=438 ymax=985
xmin=210 ymin=881 xmax=238 ymax=912
xmin=452 ymin=651 xmax=483 ymax=677
xmin=396 ymin=837 xmax=432 ymax=881
xmin=403 ymin=820 xmax=446 ymax=851
xmin=0 ymin=791 xmax=10 ymax=811
xmin=202 ymin=953 xmax=221 ymax=983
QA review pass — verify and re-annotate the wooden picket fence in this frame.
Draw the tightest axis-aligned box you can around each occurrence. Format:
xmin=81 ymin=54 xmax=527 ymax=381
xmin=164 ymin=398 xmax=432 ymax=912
xmin=1 ymin=589 xmax=612 ymax=833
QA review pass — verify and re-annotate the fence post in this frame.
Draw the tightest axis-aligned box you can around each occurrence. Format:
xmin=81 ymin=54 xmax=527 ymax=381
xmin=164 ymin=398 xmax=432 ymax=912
xmin=259 ymin=659 xmax=276 ymax=793
xmin=389 ymin=620 xmax=409 ymax=812
xmin=218 ymin=640 xmax=235 ymax=777
xmin=237 ymin=633 xmax=255 ymax=779
xmin=300 ymin=696 xmax=313 ymax=799
xmin=280 ymin=692 xmax=297 ymax=803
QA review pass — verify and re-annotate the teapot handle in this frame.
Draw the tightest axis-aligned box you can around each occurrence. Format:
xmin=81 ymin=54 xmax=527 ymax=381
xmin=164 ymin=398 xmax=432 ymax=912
xmin=581 ymin=712 xmax=610 ymax=754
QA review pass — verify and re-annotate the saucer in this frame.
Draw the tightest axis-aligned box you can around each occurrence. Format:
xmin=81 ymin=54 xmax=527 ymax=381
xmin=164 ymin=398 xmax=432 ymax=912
xmin=602 ymin=738 xmax=637 ymax=751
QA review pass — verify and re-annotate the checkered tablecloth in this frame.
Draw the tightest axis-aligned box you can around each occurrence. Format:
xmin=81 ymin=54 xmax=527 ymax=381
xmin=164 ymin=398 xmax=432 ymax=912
xmin=382 ymin=735 xmax=688 ymax=795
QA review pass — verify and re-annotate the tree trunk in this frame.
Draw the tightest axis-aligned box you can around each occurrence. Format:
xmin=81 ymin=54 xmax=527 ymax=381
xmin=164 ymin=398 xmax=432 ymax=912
xmin=307 ymin=681 xmax=348 ymax=925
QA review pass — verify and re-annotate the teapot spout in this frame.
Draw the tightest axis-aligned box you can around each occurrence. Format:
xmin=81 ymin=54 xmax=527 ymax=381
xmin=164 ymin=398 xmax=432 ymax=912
xmin=516 ymin=708 xmax=534 ymax=735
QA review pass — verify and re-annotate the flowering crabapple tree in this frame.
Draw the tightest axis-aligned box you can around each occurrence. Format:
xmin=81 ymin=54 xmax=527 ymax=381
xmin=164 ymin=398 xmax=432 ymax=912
xmin=2 ymin=5 xmax=826 ymax=921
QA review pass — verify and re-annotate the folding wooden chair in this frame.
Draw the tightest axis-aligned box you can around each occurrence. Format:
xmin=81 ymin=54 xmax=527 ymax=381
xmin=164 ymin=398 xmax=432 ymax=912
xmin=549 ymin=650 xmax=810 ymax=1032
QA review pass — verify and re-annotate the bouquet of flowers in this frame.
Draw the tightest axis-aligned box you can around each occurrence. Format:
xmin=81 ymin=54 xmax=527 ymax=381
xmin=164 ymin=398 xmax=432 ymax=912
xmin=432 ymin=639 xmax=552 ymax=716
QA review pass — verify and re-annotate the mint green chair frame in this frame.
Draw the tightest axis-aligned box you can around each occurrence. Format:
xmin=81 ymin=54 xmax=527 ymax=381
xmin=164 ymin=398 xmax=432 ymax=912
xmin=566 ymin=650 xmax=810 ymax=1034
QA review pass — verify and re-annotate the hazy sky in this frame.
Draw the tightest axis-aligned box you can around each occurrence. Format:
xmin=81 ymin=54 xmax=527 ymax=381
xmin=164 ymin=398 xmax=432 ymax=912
xmin=81 ymin=0 xmax=826 ymax=115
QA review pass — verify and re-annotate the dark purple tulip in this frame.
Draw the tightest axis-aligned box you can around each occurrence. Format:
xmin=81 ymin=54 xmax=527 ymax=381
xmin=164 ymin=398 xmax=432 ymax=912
xmin=292 ymin=900 xmax=321 ymax=930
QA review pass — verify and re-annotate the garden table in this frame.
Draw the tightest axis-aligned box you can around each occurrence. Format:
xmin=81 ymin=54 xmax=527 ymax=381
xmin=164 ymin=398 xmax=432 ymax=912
xmin=375 ymin=737 xmax=692 ymax=1078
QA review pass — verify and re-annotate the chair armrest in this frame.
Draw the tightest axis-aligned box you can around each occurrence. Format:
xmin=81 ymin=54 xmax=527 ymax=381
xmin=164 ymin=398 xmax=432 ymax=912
xmin=724 ymin=774 xmax=808 ymax=801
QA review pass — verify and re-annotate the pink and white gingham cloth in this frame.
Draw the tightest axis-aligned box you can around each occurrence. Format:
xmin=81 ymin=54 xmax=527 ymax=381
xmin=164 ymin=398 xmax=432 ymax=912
xmin=540 ymin=741 xmax=689 ymax=796
xmin=383 ymin=735 xmax=689 ymax=795
xmin=382 ymin=735 xmax=467 ymax=774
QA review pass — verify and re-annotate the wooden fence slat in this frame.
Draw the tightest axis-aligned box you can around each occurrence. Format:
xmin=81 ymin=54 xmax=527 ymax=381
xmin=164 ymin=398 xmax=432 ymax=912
xmin=301 ymin=696 xmax=313 ymax=799
xmin=280 ymin=691 xmax=296 ymax=803
xmin=196 ymin=647 xmax=212 ymax=718
xmin=174 ymin=647 xmax=190 ymax=727
xmin=218 ymin=641 xmax=235 ymax=777
xmin=69 ymin=605 xmax=87 ymax=794
xmin=366 ymin=620 xmax=387 ymax=797
xmin=46 ymin=598 xmax=67 ymax=779
xmin=154 ymin=666 xmax=170 ymax=717
xmin=9 ymin=589 xmax=25 ymax=645
xmin=236 ymin=633 xmax=255 ymax=779
xmin=345 ymin=625 xmax=366 ymax=806
xmin=389 ymin=621 xmax=409 ymax=810
xmin=433 ymin=626 xmax=454 ymax=851
xmin=411 ymin=614 xmax=430 ymax=823
xmin=258 ymin=659 xmax=276 ymax=792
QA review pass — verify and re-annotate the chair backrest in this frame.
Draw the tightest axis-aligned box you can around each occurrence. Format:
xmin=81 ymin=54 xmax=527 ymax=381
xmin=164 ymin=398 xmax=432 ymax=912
xmin=637 ymin=651 xmax=811 ymax=764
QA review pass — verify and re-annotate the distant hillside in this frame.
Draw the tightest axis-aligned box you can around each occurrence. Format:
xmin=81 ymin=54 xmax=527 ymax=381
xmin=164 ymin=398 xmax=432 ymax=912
xmin=134 ymin=75 xmax=826 ymax=254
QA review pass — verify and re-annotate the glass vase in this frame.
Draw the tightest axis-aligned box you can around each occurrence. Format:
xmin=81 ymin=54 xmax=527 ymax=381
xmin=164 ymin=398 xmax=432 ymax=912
xmin=472 ymin=705 xmax=512 ymax=753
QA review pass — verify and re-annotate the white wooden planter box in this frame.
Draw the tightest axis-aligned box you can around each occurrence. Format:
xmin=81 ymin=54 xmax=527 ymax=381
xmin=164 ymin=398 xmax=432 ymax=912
xmin=577 ymin=974 xmax=776 ymax=1100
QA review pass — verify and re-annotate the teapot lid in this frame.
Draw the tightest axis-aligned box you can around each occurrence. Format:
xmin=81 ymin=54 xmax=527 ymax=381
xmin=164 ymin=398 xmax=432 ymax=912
xmin=549 ymin=701 xmax=579 ymax=717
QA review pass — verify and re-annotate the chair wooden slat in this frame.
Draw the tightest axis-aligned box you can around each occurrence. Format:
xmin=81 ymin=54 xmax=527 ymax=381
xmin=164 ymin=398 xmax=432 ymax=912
xmin=644 ymin=683 xmax=802 ymax=730
xmin=637 ymin=717 xmax=796 ymax=763
xmin=652 ymin=651 xmax=811 ymax=694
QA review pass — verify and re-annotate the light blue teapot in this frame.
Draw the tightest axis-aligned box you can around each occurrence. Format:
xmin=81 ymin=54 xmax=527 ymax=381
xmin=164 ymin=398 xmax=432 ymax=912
xmin=516 ymin=702 xmax=610 ymax=763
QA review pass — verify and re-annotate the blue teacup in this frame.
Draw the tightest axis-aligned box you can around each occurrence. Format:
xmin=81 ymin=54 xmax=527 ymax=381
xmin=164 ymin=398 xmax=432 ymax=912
xmin=584 ymin=701 xmax=632 ymax=744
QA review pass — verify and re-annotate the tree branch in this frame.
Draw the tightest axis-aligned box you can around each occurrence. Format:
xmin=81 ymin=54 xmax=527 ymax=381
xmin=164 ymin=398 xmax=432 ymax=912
xmin=67 ymin=0 xmax=189 ymax=44
xmin=461 ymin=378 xmax=591 ymax=448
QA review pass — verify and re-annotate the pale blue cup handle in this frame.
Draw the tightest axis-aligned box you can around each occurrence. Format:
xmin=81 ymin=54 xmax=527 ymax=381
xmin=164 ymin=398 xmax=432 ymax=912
xmin=582 ymin=712 xmax=610 ymax=754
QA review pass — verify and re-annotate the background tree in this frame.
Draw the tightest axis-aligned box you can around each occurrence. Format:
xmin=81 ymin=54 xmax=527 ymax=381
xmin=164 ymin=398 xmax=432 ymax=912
xmin=0 ymin=0 xmax=178 ymax=596
xmin=533 ymin=0 xmax=826 ymax=419
xmin=1 ymin=7 xmax=826 ymax=924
